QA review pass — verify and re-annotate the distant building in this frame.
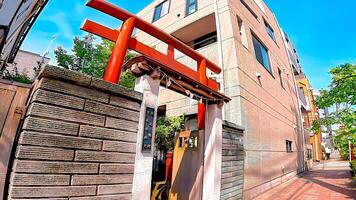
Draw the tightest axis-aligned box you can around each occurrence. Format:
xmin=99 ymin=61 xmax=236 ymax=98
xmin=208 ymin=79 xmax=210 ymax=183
xmin=0 ymin=0 xmax=48 ymax=66
xmin=5 ymin=49 xmax=50 ymax=80
xmin=314 ymin=91 xmax=335 ymax=148
xmin=296 ymin=74 xmax=323 ymax=162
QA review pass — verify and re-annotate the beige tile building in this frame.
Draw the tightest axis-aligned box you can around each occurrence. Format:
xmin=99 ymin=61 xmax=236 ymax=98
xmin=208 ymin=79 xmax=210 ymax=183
xmin=136 ymin=0 xmax=305 ymax=198
xmin=5 ymin=49 xmax=50 ymax=80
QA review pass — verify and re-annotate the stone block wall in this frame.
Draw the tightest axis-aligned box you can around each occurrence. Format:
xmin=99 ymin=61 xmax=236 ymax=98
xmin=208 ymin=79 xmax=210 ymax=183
xmin=220 ymin=121 xmax=245 ymax=200
xmin=7 ymin=66 xmax=143 ymax=200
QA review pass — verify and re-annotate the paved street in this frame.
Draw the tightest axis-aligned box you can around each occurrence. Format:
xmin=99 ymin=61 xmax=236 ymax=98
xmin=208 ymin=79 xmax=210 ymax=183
xmin=255 ymin=160 xmax=356 ymax=200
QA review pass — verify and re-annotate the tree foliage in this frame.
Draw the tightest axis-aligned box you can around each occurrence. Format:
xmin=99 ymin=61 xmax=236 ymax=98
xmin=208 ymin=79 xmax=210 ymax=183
xmin=54 ymin=34 xmax=136 ymax=88
xmin=312 ymin=63 xmax=356 ymax=159
xmin=155 ymin=115 xmax=185 ymax=151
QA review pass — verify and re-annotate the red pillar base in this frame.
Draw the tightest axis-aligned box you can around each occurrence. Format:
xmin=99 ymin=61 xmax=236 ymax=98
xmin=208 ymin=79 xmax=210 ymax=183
xmin=198 ymin=101 xmax=206 ymax=130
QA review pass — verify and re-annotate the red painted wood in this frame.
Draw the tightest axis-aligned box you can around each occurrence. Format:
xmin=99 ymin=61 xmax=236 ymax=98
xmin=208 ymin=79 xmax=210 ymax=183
xmin=197 ymin=102 xmax=206 ymax=130
xmin=86 ymin=0 xmax=221 ymax=74
xmin=104 ymin=17 xmax=136 ymax=83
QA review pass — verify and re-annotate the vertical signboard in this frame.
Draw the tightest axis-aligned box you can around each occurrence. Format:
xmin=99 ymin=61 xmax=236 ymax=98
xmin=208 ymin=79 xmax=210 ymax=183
xmin=142 ymin=107 xmax=155 ymax=152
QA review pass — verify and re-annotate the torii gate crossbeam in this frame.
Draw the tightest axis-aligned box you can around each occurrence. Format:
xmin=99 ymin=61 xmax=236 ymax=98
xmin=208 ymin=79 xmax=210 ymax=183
xmin=81 ymin=0 xmax=230 ymax=129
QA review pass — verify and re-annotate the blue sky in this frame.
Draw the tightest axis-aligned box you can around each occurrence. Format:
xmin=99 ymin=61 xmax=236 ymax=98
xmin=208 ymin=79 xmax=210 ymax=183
xmin=264 ymin=0 xmax=356 ymax=89
xmin=22 ymin=0 xmax=356 ymax=90
xmin=21 ymin=0 xmax=152 ymax=64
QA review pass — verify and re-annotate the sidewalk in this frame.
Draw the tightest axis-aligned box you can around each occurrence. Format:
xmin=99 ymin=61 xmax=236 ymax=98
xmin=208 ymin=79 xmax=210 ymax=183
xmin=255 ymin=160 xmax=356 ymax=200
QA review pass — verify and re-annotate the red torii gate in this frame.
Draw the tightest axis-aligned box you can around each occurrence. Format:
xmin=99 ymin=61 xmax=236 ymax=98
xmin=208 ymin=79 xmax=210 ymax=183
xmin=81 ymin=0 xmax=229 ymax=129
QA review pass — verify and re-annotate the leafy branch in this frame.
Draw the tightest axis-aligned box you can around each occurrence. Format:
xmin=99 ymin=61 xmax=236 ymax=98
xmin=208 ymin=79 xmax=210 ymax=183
xmin=54 ymin=34 xmax=137 ymax=88
xmin=155 ymin=115 xmax=185 ymax=151
xmin=312 ymin=63 xmax=356 ymax=159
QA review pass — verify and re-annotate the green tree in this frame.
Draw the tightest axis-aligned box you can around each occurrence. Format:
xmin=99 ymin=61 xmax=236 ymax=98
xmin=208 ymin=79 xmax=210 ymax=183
xmin=312 ymin=63 xmax=356 ymax=159
xmin=155 ymin=115 xmax=185 ymax=151
xmin=54 ymin=34 xmax=137 ymax=88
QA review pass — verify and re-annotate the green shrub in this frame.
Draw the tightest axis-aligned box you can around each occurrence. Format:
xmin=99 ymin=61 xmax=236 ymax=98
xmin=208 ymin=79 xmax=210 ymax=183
xmin=13 ymin=74 xmax=33 ymax=84
xmin=351 ymin=160 xmax=356 ymax=181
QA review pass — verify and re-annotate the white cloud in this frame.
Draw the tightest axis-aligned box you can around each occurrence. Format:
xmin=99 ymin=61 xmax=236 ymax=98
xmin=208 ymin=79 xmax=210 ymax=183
xmin=41 ymin=12 xmax=74 ymax=40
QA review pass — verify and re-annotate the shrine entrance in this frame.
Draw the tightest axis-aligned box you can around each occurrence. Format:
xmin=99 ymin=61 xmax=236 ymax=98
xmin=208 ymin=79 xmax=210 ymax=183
xmin=81 ymin=1 xmax=231 ymax=199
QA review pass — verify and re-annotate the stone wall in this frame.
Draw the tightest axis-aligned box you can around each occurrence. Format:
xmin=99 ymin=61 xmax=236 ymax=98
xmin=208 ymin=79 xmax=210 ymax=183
xmin=220 ymin=121 xmax=245 ymax=200
xmin=7 ymin=66 xmax=143 ymax=200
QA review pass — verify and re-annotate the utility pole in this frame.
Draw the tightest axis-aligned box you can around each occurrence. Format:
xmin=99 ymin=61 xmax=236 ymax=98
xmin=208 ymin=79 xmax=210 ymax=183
xmin=33 ymin=35 xmax=56 ymax=79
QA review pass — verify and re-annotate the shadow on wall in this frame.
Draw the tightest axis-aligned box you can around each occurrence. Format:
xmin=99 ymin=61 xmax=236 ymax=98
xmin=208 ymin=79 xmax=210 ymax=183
xmin=170 ymin=130 xmax=204 ymax=200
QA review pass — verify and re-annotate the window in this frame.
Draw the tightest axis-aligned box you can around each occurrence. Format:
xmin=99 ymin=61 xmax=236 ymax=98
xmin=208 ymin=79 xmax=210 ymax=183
xmin=278 ymin=68 xmax=284 ymax=88
xmin=237 ymin=16 xmax=248 ymax=48
xmin=153 ymin=0 xmax=170 ymax=22
xmin=307 ymin=149 xmax=312 ymax=159
xmin=285 ymin=34 xmax=290 ymax=43
xmin=264 ymin=20 xmax=276 ymax=43
xmin=193 ymin=31 xmax=217 ymax=50
xmin=286 ymin=140 xmax=292 ymax=152
xmin=252 ymin=34 xmax=272 ymax=73
xmin=241 ymin=0 xmax=258 ymax=19
xmin=186 ymin=0 xmax=197 ymax=16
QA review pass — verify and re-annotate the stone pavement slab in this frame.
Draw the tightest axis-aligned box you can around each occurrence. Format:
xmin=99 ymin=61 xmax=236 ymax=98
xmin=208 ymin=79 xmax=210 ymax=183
xmin=255 ymin=161 xmax=356 ymax=200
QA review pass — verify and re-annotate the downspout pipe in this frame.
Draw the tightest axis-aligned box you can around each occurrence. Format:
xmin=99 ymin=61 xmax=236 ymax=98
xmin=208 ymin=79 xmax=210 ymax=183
xmin=214 ymin=0 xmax=226 ymax=120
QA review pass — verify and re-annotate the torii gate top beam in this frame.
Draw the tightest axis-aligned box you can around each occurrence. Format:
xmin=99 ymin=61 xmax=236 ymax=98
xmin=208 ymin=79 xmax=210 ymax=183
xmin=85 ymin=0 xmax=221 ymax=74
xmin=81 ymin=0 xmax=230 ymax=129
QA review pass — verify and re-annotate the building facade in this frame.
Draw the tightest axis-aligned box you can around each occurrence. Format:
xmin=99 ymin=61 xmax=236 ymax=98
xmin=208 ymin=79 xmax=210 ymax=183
xmin=296 ymin=74 xmax=323 ymax=162
xmin=136 ymin=0 xmax=305 ymax=199
xmin=5 ymin=49 xmax=50 ymax=80
xmin=281 ymin=30 xmax=314 ymax=168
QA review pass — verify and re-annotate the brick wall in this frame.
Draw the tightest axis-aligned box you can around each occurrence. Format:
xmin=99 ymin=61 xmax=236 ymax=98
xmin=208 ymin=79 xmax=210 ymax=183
xmin=220 ymin=121 xmax=245 ymax=200
xmin=7 ymin=66 xmax=143 ymax=200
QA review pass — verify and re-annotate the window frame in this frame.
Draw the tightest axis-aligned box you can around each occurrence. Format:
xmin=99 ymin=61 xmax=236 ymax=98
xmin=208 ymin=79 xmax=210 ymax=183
xmin=264 ymin=19 xmax=277 ymax=43
xmin=240 ymin=0 xmax=258 ymax=20
xmin=152 ymin=0 xmax=170 ymax=23
xmin=237 ymin=15 xmax=249 ymax=49
xmin=286 ymin=140 xmax=293 ymax=152
xmin=307 ymin=149 xmax=312 ymax=159
xmin=186 ymin=0 xmax=198 ymax=16
xmin=193 ymin=31 xmax=217 ymax=50
xmin=251 ymin=33 xmax=273 ymax=75
xmin=278 ymin=68 xmax=285 ymax=89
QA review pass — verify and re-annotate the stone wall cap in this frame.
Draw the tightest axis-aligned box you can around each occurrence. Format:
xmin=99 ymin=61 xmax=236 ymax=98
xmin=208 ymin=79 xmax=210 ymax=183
xmin=38 ymin=66 xmax=143 ymax=102
xmin=223 ymin=120 xmax=245 ymax=131
xmin=90 ymin=77 xmax=142 ymax=102
xmin=38 ymin=65 xmax=92 ymax=86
